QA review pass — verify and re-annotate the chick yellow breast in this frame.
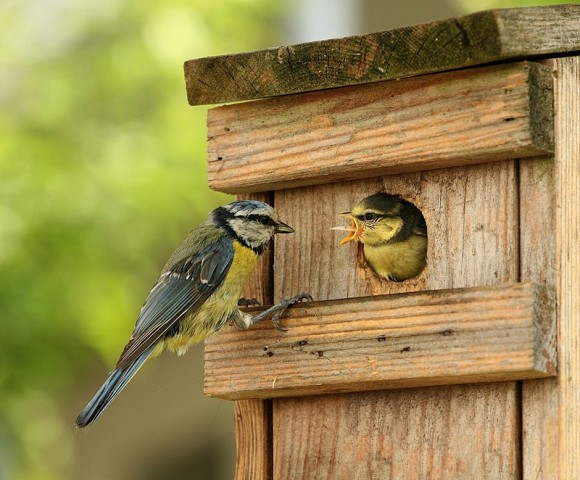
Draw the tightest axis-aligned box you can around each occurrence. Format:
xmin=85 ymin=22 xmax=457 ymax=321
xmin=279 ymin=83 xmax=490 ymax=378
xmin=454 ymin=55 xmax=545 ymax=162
xmin=363 ymin=234 xmax=427 ymax=281
xmin=158 ymin=240 xmax=259 ymax=356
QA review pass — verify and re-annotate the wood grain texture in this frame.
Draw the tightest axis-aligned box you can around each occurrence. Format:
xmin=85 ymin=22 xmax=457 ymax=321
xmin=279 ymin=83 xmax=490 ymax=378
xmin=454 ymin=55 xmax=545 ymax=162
xmin=204 ymin=283 xmax=555 ymax=400
xmin=521 ymin=56 xmax=580 ymax=480
xmin=184 ymin=5 xmax=580 ymax=105
xmin=233 ymin=400 xmax=271 ymax=480
xmin=273 ymin=383 xmax=520 ymax=480
xmin=520 ymin=153 xmax=559 ymax=480
xmin=271 ymin=162 xmax=521 ymax=478
xmin=232 ymin=193 xmax=274 ymax=480
xmin=236 ymin=192 xmax=274 ymax=305
xmin=273 ymin=161 xmax=518 ymax=300
xmin=553 ymin=56 xmax=580 ymax=480
xmin=206 ymin=62 xmax=553 ymax=194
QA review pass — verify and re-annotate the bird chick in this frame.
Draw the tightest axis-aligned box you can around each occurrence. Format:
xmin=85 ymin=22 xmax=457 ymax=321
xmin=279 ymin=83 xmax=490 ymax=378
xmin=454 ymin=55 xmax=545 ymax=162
xmin=334 ymin=193 xmax=427 ymax=281
xmin=76 ymin=200 xmax=310 ymax=428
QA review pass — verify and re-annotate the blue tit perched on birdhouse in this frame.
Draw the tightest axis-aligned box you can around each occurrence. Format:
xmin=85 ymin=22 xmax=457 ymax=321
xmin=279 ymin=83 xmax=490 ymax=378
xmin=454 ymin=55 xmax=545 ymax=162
xmin=76 ymin=200 xmax=310 ymax=428
xmin=334 ymin=193 xmax=427 ymax=281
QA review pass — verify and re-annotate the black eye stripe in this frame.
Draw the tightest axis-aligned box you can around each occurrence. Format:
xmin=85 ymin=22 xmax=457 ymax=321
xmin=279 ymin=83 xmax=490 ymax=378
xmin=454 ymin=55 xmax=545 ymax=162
xmin=245 ymin=214 xmax=273 ymax=225
xmin=356 ymin=213 xmax=397 ymax=220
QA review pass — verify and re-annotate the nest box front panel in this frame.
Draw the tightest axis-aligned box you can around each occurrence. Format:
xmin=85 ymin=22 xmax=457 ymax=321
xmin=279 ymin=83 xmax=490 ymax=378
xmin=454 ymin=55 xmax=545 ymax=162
xmin=273 ymin=160 xmax=518 ymax=301
xmin=268 ymin=159 xmax=522 ymax=480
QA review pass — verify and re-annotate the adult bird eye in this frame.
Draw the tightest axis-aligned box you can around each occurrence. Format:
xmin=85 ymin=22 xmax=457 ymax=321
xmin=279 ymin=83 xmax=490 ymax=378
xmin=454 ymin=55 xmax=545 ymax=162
xmin=364 ymin=212 xmax=376 ymax=221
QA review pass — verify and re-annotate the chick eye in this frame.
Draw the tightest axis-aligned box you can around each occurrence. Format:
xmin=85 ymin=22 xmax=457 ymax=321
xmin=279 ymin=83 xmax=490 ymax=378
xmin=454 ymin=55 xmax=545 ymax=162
xmin=258 ymin=216 xmax=271 ymax=225
xmin=364 ymin=212 xmax=377 ymax=221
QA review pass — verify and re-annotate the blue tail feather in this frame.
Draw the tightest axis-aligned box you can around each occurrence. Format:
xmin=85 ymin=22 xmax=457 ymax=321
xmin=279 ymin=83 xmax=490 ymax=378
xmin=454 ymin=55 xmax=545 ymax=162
xmin=75 ymin=346 xmax=155 ymax=428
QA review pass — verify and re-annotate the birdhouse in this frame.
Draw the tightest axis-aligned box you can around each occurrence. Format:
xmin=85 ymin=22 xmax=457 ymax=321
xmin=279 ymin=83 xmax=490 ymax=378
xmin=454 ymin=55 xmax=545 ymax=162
xmin=184 ymin=5 xmax=579 ymax=479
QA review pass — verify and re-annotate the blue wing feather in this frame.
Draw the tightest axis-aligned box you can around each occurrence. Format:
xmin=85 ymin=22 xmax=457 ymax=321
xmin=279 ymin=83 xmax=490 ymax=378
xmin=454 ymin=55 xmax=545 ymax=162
xmin=75 ymin=345 xmax=155 ymax=427
xmin=115 ymin=236 xmax=234 ymax=369
xmin=75 ymin=236 xmax=234 ymax=427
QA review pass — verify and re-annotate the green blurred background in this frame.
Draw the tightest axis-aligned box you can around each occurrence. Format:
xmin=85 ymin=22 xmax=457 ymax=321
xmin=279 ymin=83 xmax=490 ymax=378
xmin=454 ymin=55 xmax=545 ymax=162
xmin=0 ymin=0 xmax=564 ymax=479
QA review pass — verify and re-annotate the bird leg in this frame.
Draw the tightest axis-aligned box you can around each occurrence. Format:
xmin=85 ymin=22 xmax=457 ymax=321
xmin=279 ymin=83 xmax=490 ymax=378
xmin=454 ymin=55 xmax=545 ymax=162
xmin=253 ymin=292 xmax=313 ymax=331
xmin=233 ymin=293 xmax=313 ymax=332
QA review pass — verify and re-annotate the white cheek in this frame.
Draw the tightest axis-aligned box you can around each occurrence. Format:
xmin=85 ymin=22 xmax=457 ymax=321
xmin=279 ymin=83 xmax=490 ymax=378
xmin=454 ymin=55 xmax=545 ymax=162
xmin=229 ymin=219 xmax=274 ymax=247
xmin=251 ymin=225 xmax=274 ymax=246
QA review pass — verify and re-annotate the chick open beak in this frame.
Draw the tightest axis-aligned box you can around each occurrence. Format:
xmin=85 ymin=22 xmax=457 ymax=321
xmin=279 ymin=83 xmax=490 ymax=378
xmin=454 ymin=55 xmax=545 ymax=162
xmin=275 ymin=221 xmax=294 ymax=234
xmin=331 ymin=213 xmax=363 ymax=245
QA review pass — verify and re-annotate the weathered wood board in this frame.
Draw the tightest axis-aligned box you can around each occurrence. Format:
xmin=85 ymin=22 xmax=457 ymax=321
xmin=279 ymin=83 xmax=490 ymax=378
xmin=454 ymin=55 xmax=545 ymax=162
xmin=233 ymin=400 xmax=271 ymax=480
xmin=232 ymin=192 xmax=274 ymax=480
xmin=205 ymin=283 xmax=555 ymax=400
xmin=552 ymin=55 xmax=580 ymax=480
xmin=267 ymin=161 xmax=522 ymax=478
xmin=185 ymin=5 xmax=580 ymax=105
xmin=520 ymin=55 xmax=580 ymax=480
xmin=273 ymin=161 xmax=518 ymax=298
xmin=273 ymin=383 xmax=520 ymax=479
xmin=207 ymin=62 xmax=553 ymax=193
xmin=520 ymin=153 xmax=558 ymax=480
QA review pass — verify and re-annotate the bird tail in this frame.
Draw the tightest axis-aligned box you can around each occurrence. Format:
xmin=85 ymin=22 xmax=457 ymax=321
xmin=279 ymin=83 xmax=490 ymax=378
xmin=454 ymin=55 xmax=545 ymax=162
xmin=75 ymin=345 xmax=155 ymax=428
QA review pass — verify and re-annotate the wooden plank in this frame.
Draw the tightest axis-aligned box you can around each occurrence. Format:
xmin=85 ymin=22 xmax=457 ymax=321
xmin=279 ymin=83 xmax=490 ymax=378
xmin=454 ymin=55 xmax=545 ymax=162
xmin=236 ymin=192 xmax=274 ymax=306
xmin=273 ymin=161 xmax=518 ymax=299
xmin=206 ymin=62 xmax=553 ymax=194
xmin=521 ymin=56 xmax=580 ymax=480
xmin=552 ymin=54 xmax=580 ymax=480
xmin=184 ymin=5 xmax=580 ymax=105
xmin=232 ymin=193 xmax=273 ymax=480
xmin=205 ymin=283 xmax=555 ymax=400
xmin=271 ymin=162 xmax=521 ymax=478
xmin=234 ymin=400 xmax=271 ymax=480
xmin=273 ymin=383 xmax=520 ymax=480
xmin=520 ymin=153 xmax=559 ymax=480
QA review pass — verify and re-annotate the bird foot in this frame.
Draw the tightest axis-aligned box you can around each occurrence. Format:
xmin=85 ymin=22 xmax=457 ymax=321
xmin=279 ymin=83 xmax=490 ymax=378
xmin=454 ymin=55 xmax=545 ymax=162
xmin=250 ymin=292 xmax=313 ymax=332
xmin=238 ymin=297 xmax=261 ymax=307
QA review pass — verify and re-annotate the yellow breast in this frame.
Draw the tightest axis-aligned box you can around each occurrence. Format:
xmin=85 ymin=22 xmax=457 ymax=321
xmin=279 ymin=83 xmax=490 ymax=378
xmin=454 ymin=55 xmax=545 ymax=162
xmin=363 ymin=234 xmax=427 ymax=281
xmin=158 ymin=240 xmax=259 ymax=356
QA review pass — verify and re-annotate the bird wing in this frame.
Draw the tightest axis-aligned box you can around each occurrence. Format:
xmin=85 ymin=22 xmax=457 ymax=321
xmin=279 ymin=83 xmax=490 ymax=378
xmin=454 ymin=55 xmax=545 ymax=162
xmin=411 ymin=216 xmax=427 ymax=236
xmin=410 ymin=206 xmax=427 ymax=237
xmin=115 ymin=236 xmax=234 ymax=370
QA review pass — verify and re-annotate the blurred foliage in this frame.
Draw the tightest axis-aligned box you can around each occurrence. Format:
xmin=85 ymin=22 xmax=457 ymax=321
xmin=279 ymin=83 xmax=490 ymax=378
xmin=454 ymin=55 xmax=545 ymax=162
xmin=0 ymin=0 xmax=282 ymax=478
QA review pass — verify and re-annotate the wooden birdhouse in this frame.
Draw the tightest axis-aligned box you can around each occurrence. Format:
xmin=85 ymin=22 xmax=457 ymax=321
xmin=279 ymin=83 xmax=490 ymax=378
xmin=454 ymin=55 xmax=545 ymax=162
xmin=184 ymin=5 xmax=580 ymax=479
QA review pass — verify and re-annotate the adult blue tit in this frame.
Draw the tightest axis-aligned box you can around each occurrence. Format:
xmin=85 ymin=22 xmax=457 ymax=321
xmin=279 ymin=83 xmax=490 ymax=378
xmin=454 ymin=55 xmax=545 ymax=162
xmin=76 ymin=200 xmax=310 ymax=428
xmin=334 ymin=193 xmax=427 ymax=281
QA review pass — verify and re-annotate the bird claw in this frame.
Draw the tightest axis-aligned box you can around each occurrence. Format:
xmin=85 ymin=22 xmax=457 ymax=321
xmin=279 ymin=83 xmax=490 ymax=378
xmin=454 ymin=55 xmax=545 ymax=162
xmin=248 ymin=293 xmax=313 ymax=331
xmin=286 ymin=292 xmax=314 ymax=305
xmin=238 ymin=297 xmax=261 ymax=307
xmin=269 ymin=293 xmax=313 ymax=331
xmin=271 ymin=312 xmax=287 ymax=332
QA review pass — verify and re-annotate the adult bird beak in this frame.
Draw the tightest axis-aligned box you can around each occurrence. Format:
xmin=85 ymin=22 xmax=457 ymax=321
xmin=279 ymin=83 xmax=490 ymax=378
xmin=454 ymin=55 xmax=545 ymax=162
xmin=331 ymin=212 xmax=363 ymax=245
xmin=275 ymin=221 xmax=294 ymax=234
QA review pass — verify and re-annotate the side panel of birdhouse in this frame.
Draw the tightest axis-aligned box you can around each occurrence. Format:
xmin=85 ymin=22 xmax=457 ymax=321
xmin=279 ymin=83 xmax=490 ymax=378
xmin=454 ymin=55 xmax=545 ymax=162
xmin=520 ymin=56 xmax=580 ymax=480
